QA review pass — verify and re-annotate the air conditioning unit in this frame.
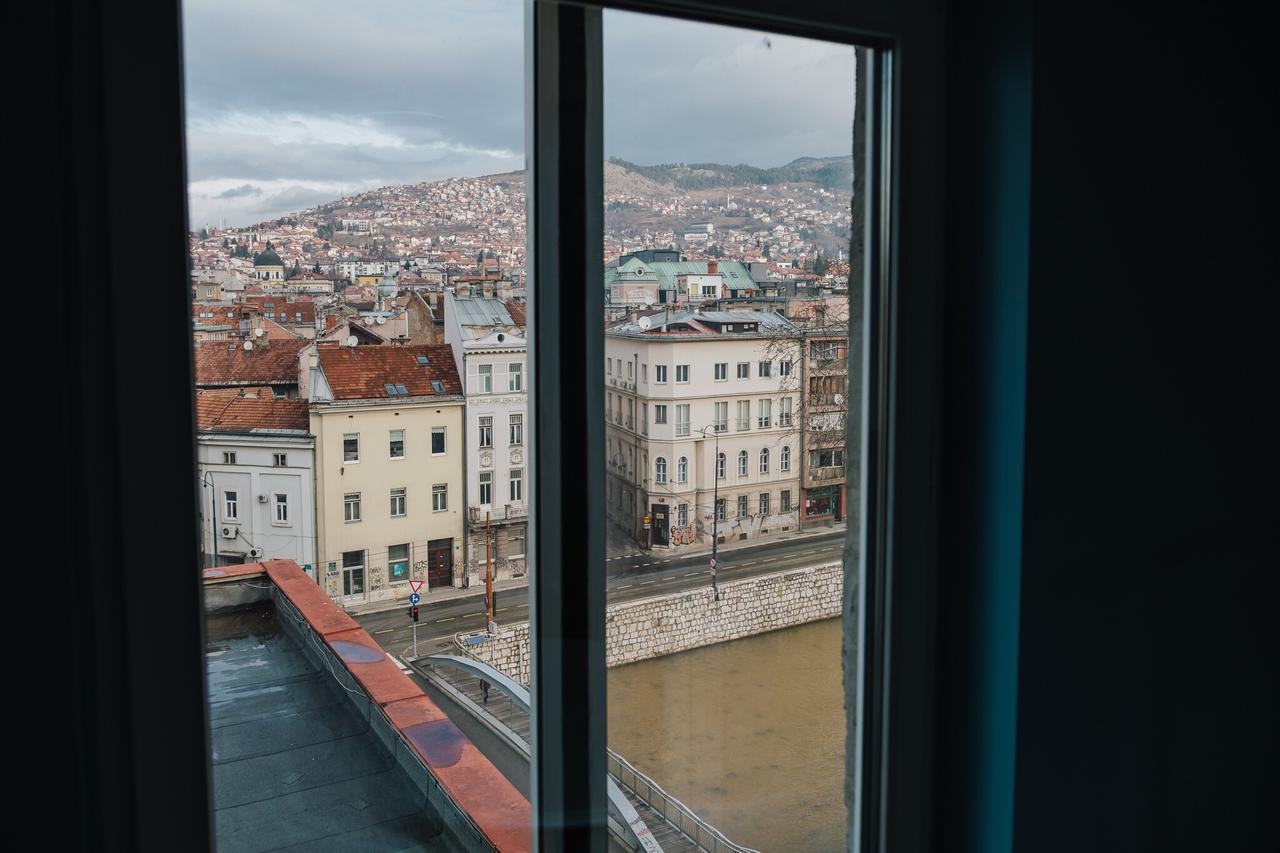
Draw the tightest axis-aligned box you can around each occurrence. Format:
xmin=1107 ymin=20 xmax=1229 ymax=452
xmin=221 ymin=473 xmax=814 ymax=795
xmin=248 ymin=547 xmax=264 ymax=559
xmin=220 ymin=525 xmax=237 ymax=539
xmin=257 ymin=494 xmax=268 ymax=503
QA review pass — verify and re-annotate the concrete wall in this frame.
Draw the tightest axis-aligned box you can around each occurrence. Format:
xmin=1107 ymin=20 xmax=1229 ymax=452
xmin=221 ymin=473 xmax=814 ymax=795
xmin=460 ymin=561 xmax=844 ymax=686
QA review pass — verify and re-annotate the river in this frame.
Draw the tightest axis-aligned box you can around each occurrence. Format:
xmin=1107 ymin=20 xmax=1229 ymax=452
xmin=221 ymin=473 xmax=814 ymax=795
xmin=607 ymin=617 xmax=846 ymax=852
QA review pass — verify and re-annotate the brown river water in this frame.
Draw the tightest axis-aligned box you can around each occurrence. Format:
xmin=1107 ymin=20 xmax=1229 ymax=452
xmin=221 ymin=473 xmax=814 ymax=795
xmin=607 ymin=617 xmax=847 ymax=852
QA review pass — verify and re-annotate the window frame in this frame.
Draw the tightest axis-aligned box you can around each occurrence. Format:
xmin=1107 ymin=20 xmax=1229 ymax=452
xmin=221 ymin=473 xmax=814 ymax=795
xmin=389 ymin=428 xmax=406 ymax=460
xmin=431 ymin=483 xmax=448 ymax=512
xmin=343 ymin=491 xmax=361 ymax=523
xmin=390 ymin=486 xmax=407 ymax=518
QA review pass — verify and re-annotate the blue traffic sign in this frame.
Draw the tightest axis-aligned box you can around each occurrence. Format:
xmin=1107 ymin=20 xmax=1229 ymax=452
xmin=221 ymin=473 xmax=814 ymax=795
xmin=409 ymin=592 xmax=421 ymax=605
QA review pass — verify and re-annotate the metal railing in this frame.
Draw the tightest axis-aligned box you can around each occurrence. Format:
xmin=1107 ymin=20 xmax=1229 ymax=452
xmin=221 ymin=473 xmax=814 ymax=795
xmin=607 ymin=751 xmax=761 ymax=853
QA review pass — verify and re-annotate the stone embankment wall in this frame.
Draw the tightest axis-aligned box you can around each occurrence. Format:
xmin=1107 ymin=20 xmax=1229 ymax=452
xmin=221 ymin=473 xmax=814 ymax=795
xmin=459 ymin=561 xmax=844 ymax=686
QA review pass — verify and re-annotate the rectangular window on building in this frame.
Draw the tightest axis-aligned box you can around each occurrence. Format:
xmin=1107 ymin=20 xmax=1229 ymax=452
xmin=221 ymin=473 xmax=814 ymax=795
xmin=675 ymin=404 xmax=690 ymax=436
xmin=272 ymin=452 xmax=287 ymax=467
xmin=510 ymin=468 xmax=523 ymax=502
xmin=779 ymin=396 xmax=793 ymax=427
xmin=431 ymin=484 xmax=448 ymax=512
xmin=627 ymin=361 xmax=633 ymax=379
xmin=714 ymin=401 xmax=728 ymax=431
xmin=479 ymin=472 xmax=492 ymax=506
xmin=780 ymin=360 xmax=792 ymax=377
xmin=344 ymin=492 xmax=361 ymax=522
xmin=781 ymin=490 xmax=792 ymax=512
xmin=677 ymin=503 xmax=688 ymax=527
xmin=607 ymin=358 xmax=613 ymax=375
xmin=222 ymin=451 xmax=236 ymax=465
xmin=714 ymin=362 xmax=727 ymax=381
xmin=737 ymin=362 xmax=749 ymax=379
xmin=642 ymin=402 xmax=648 ymax=435
xmin=759 ymin=492 xmax=770 ymax=515
xmin=716 ymin=498 xmax=726 ymax=522
xmin=431 ymin=427 xmax=446 ymax=455
xmin=655 ymin=364 xmax=667 ymax=383
xmin=509 ymin=362 xmax=523 ymax=392
xmin=388 ymin=543 xmax=410 ymax=583
xmin=390 ymin=487 xmax=406 ymax=517
xmin=478 ymin=416 xmax=493 ymax=448
xmin=737 ymin=494 xmax=749 ymax=518
xmin=389 ymin=429 xmax=405 ymax=459
xmin=510 ymin=413 xmax=524 ymax=445
xmin=654 ymin=405 xmax=667 ymax=424
xmin=343 ymin=434 xmax=359 ymax=463
xmin=737 ymin=400 xmax=751 ymax=431
xmin=223 ymin=491 xmax=237 ymax=520
xmin=273 ymin=493 xmax=288 ymax=524
xmin=675 ymin=364 xmax=689 ymax=383
xmin=758 ymin=399 xmax=772 ymax=429
xmin=759 ymin=361 xmax=772 ymax=378
xmin=477 ymin=363 xmax=492 ymax=393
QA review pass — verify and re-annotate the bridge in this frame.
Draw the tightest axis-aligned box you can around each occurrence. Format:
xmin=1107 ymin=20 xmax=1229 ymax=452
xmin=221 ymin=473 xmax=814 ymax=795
xmin=411 ymin=654 xmax=760 ymax=853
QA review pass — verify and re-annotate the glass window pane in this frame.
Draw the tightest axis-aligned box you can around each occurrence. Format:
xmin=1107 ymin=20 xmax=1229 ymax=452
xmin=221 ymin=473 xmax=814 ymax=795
xmin=600 ymin=11 xmax=860 ymax=851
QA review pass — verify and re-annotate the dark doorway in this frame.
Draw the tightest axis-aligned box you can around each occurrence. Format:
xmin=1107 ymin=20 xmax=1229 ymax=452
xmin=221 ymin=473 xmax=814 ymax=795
xmin=427 ymin=538 xmax=453 ymax=588
xmin=651 ymin=504 xmax=669 ymax=547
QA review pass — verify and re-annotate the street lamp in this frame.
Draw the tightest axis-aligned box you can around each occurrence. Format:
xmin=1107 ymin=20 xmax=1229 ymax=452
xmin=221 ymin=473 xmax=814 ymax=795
xmin=697 ymin=424 xmax=723 ymax=602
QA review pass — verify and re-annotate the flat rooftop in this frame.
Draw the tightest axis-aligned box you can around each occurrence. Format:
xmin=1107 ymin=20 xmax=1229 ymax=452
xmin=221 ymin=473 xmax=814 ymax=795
xmin=206 ymin=606 xmax=444 ymax=851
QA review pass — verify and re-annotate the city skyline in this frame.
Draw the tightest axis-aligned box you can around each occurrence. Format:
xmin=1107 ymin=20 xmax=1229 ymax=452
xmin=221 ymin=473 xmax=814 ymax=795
xmin=182 ymin=0 xmax=855 ymax=227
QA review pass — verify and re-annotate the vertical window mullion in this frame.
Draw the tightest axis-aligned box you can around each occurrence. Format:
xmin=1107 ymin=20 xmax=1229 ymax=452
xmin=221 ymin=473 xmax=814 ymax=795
xmin=527 ymin=1 xmax=606 ymax=849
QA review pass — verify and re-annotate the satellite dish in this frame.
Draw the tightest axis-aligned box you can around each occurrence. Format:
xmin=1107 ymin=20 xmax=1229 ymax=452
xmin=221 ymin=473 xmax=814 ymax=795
xmin=363 ymin=317 xmax=373 ymax=325
xmin=254 ymin=328 xmax=265 ymax=338
xmin=243 ymin=340 xmax=253 ymax=351
xmin=376 ymin=316 xmax=385 ymax=324
xmin=638 ymin=316 xmax=652 ymax=330
xmin=834 ymin=393 xmax=844 ymax=405
xmin=346 ymin=335 xmax=358 ymax=348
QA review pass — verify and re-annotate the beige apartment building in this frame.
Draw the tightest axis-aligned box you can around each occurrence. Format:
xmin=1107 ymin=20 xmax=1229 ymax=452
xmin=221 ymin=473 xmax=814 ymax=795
xmin=309 ymin=342 xmax=465 ymax=605
xmin=606 ymin=308 xmax=803 ymax=551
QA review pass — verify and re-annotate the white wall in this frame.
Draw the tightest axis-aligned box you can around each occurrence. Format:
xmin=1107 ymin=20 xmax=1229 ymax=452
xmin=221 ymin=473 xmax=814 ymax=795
xmin=197 ymin=433 xmax=316 ymax=570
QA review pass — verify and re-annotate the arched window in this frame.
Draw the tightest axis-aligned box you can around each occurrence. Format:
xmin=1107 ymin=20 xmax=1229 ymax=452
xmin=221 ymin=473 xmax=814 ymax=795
xmin=781 ymin=445 xmax=791 ymax=471
xmin=737 ymin=450 xmax=749 ymax=476
xmin=677 ymin=456 xmax=688 ymax=483
xmin=759 ymin=448 xmax=770 ymax=473
xmin=716 ymin=452 xmax=726 ymax=480
xmin=655 ymin=456 xmax=667 ymax=484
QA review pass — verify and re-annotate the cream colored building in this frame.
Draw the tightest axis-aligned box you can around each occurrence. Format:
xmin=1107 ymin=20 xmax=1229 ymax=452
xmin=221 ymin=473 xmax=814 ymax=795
xmin=309 ymin=342 xmax=466 ymax=605
xmin=606 ymin=309 xmax=803 ymax=552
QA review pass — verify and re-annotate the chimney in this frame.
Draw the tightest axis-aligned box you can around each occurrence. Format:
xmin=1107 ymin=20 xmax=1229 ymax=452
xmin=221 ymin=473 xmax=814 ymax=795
xmin=708 ymin=260 xmax=718 ymax=275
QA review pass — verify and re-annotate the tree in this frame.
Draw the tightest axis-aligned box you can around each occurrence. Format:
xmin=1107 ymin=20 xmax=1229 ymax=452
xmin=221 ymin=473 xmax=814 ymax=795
xmin=813 ymin=252 xmax=830 ymax=276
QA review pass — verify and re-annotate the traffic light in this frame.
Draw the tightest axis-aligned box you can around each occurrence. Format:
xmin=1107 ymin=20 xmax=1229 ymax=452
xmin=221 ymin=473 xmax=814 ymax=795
xmin=408 ymin=605 xmax=420 ymax=623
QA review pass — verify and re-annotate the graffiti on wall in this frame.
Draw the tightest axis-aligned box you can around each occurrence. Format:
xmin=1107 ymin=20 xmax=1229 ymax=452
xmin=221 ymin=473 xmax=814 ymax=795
xmin=670 ymin=526 xmax=697 ymax=546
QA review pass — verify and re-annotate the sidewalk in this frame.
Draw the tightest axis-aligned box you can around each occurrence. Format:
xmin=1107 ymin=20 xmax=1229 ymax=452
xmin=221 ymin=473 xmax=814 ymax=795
xmin=605 ymin=519 xmax=849 ymax=569
xmin=346 ymin=575 xmax=529 ymax=617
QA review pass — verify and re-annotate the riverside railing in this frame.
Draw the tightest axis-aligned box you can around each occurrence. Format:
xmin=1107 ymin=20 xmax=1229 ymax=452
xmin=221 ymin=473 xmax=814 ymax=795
xmin=606 ymin=751 xmax=761 ymax=853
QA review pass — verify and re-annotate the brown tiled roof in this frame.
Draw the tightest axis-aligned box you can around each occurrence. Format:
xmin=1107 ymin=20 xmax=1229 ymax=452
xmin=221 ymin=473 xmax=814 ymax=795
xmin=316 ymin=343 xmax=462 ymax=400
xmin=194 ymin=338 xmax=307 ymax=387
xmin=196 ymin=389 xmax=309 ymax=432
xmin=259 ymin=318 xmax=302 ymax=340
xmin=504 ymin=300 xmax=527 ymax=327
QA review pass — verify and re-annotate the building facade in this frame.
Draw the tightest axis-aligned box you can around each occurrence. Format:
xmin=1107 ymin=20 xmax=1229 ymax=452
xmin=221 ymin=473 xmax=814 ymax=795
xmin=605 ymin=309 xmax=802 ymax=551
xmin=799 ymin=329 xmax=850 ymax=527
xmin=309 ymin=343 xmax=466 ymax=605
xmin=443 ymin=290 xmax=529 ymax=585
xmin=195 ymin=390 xmax=316 ymax=570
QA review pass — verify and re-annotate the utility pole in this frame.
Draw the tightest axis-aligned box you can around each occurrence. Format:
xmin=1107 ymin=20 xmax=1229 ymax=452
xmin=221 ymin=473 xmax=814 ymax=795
xmin=485 ymin=510 xmax=495 ymax=632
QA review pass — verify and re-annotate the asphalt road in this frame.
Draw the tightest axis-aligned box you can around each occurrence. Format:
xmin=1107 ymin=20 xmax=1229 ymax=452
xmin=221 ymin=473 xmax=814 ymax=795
xmin=356 ymin=529 xmax=849 ymax=659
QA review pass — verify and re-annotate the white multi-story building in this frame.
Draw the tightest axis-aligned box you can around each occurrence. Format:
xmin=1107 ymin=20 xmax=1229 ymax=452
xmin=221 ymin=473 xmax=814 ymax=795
xmin=606 ymin=309 xmax=802 ymax=551
xmin=195 ymin=389 xmax=316 ymax=571
xmin=443 ymin=290 xmax=529 ymax=583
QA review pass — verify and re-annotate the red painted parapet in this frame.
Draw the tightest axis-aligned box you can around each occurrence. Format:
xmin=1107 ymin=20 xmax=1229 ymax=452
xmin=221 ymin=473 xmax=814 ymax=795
xmin=201 ymin=563 xmax=268 ymax=583
xmin=258 ymin=559 xmax=532 ymax=852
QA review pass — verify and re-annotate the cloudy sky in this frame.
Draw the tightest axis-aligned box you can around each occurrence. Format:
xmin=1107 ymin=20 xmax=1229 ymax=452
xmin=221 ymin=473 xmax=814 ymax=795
xmin=182 ymin=1 xmax=854 ymax=227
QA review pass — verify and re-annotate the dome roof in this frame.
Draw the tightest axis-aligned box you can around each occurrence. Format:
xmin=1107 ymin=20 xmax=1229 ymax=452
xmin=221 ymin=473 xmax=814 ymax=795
xmin=253 ymin=247 xmax=284 ymax=267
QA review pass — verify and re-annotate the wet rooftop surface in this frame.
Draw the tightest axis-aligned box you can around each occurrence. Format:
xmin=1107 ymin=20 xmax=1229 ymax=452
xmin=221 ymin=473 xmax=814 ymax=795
xmin=206 ymin=607 xmax=445 ymax=852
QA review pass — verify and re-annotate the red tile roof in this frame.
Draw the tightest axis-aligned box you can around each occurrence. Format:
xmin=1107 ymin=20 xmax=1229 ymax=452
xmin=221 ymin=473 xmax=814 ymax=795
xmin=316 ymin=343 xmax=462 ymax=400
xmin=194 ymin=338 xmax=308 ymax=387
xmin=196 ymin=388 xmax=310 ymax=432
xmin=504 ymin=300 xmax=527 ymax=327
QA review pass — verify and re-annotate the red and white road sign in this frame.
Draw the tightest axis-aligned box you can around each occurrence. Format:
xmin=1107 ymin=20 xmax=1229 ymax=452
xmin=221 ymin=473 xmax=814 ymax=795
xmin=409 ymin=579 xmax=425 ymax=594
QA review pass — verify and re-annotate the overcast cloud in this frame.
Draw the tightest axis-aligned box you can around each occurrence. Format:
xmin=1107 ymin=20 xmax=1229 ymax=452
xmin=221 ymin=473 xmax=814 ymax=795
xmin=183 ymin=1 xmax=854 ymax=227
